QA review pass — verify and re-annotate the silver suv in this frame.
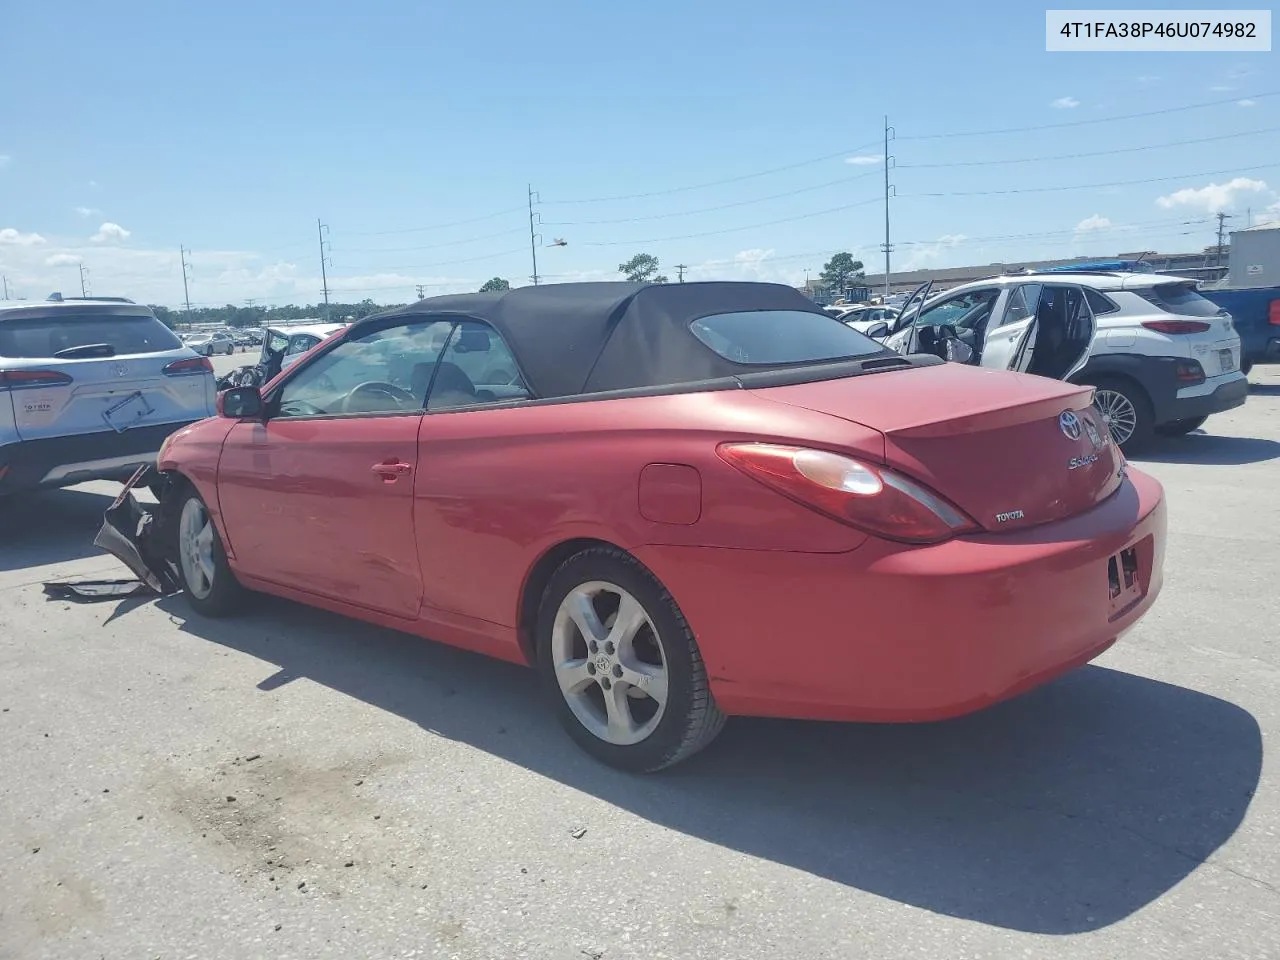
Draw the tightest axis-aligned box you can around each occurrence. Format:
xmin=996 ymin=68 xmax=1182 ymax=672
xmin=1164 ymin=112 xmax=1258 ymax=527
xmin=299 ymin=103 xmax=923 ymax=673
xmin=0 ymin=296 xmax=217 ymax=496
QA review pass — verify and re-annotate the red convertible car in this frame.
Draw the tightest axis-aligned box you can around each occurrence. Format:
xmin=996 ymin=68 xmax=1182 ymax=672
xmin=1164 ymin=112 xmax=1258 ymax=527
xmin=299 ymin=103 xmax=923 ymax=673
xmin=107 ymin=281 xmax=1166 ymax=771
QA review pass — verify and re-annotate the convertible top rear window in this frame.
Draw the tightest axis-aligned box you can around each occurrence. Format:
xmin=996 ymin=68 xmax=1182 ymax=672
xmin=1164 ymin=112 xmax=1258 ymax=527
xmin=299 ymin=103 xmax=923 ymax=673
xmin=690 ymin=310 xmax=883 ymax=365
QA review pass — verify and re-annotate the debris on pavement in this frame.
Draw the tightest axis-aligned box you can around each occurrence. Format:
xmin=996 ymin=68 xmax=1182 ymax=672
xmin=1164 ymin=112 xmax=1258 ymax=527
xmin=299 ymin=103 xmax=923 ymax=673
xmin=42 ymin=580 xmax=153 ymax=602
xmin=570 ymin=827 xmax=587 ymax=840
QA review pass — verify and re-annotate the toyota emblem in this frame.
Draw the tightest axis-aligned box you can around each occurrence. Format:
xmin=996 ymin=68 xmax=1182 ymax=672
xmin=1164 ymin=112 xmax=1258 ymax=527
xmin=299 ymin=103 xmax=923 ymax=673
xmin=1059 ymin=410 xmax=1082 ymax=441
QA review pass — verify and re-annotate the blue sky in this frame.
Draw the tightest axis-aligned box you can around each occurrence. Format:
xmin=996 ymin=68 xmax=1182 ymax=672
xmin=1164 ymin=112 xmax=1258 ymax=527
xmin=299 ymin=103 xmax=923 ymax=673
xmin=1 ymin=0 xmax=1277 ymax=307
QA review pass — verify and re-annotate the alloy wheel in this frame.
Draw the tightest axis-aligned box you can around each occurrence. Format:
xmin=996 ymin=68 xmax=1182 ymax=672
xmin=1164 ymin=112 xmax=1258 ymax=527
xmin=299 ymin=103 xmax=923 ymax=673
xmin=178 ymin=498 xmax=217 ymax=600
xmin=1093 ymin=389 xmax=1138 ymax=447
xmin=550 ymin=581 xmax=669 ymax=746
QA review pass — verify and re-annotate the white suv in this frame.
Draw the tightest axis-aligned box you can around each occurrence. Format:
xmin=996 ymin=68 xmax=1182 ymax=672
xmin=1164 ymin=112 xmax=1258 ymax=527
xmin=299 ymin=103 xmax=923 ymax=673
xmin=0 ymin=297 xmax=217 ymax=496
xmin=881 ymin=271 xmax=1247 ymax=449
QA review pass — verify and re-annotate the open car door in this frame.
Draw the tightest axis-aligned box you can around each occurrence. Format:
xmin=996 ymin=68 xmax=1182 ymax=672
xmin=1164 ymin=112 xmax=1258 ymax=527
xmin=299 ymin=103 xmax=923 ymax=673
xmin=982 ymin=283 xmax=1096 ymax=379
xmin=882 ymin=281 xmax=933 ymax=355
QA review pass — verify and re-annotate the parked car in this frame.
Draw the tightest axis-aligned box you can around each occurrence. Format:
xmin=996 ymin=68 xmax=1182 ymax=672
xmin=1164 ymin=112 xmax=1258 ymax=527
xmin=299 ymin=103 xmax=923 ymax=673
xmin=0 ymin=297 xmax=216 ymax=496
xmin=213 ymin=323 xmax=348 ymax=391
xmin=882 ymin=271 xmax=1247 ymax=449
xmin=102 ymin=281 xmax=1165 ymax=771
xmin=1198 ymin=284 xmax=1280 ymax=375
xmin=187 ymin=331 xmax=237 ymax=356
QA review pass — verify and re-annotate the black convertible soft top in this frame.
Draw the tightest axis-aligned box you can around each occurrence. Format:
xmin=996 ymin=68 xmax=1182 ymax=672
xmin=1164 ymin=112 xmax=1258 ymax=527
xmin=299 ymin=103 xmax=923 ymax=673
xmin=364 ymin=280 xmax=865 ymax=399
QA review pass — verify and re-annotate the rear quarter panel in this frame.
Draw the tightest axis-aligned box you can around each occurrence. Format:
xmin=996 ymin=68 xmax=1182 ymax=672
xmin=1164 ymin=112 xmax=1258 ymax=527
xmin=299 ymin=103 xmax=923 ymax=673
xmin=411 ymin=390 xmax=884 ymax=628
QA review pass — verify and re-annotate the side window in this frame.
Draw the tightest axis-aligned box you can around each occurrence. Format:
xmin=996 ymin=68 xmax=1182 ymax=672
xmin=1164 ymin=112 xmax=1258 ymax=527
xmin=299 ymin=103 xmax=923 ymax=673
xmin=266 ymin=331 xmax=290 ymax=354
xmin=427 ymin=320 xmax=531 ymax=411
xmin=286 ymin=335 xmax=319 ymax=356
xmin=1085 ymin=289 xmax=1119 ymax=316
xmin=274 ymin=320 xmax=451 ymax=418
xmin=998 ymin=284 xmax=1043 ymax=327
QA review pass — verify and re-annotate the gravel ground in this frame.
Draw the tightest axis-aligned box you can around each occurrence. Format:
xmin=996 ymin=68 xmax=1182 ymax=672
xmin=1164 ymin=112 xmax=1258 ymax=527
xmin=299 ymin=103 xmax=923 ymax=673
xmin=1 ymin=367 xmax=1277 ymax=960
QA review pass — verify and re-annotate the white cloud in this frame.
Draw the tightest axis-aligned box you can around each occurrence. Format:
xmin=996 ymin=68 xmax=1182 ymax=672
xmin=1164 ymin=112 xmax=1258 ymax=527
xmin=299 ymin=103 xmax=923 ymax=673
xmin=44 ymin=253 xmax=83 ymax=267
xmin=1051 ymin=96 xmax=1080 ymax=109
xmin=73 ymin=206 xmax=100 ymax=218
xmin=91 ymin=221 xmax=131 ymax=243
xmin=1137 ymin=75 xmax=1160 ymax=85
xmin=1209 ymin=84 xmax=1235 ymax=92
xmin=0 ymin=227 xmax=46 ymax=246
xmin=901 ymin=234 xmax=967 ymax=270
xmin=1237 ymin=99 xmax=1257 ymax=108
xmin=1074 ymin=214 xmax=1112 ymax=234
xmin=1156 ymin=177 xmax=1269 ymax=213
xmin=0 ymin=154 xmax=11 ymax=169
xmin=845 ymin=154 xmax=883 ymax=165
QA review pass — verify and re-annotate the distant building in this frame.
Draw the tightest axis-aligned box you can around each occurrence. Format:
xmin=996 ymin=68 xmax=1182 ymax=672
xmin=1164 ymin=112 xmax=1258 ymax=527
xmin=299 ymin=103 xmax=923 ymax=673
xmin=857 ymin=247 xmax=1229 ymax=296
xmin=1224 ymin=222 xmax=1280 ymax=289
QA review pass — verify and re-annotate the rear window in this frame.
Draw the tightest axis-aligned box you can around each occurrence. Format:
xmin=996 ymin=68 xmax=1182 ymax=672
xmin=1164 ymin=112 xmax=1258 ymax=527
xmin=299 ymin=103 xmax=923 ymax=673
xmin=690 ymin=310 xmax=883 ymax=365
xmin=0 ymin=312 xmax=182 ymax=359
xmin=1134 ymin=284 xmax=1222 ymax=318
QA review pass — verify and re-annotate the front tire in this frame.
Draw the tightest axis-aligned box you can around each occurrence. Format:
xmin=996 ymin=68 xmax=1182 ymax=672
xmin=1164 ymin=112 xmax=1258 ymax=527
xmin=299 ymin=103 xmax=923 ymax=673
xmin=1155 ymin=415 xmax=1208 ymax=437
xmin=175 ymin=488 xmax=245 ymax=617
xmin=536 ymin=547 xmax=726 ymax=772
xmin=1087 ymin=377 xmax=1154 ymax=451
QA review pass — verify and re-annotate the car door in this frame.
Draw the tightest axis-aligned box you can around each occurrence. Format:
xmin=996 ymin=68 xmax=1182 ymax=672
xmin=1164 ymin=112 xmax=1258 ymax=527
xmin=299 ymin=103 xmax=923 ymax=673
xmin=980 ymin=283 xmax=1042 ymax=371
xmin=216 ymin=318 xmax=452 ymax=618
xmin=883 ymin=281 xmax=932 ymax=354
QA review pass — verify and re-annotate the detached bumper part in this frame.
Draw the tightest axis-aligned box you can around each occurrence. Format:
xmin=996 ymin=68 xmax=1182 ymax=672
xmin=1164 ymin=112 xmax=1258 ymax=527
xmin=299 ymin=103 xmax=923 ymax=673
xmin=91 ymin=465 xmax=183 ymax=596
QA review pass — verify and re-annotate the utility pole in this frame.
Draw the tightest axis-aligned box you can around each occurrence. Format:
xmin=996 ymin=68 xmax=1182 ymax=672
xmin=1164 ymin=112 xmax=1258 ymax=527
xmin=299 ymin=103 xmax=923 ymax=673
xmin=180 ymin=246 xmax=194 ymax=325
xmin=527 ymin=184 xmax=541 ymax=286
xmin=416 ymin=284 xmax=427 ymax=300
xmin=1215 ymin=212 xmax=1232 ymax=267
xmin=881 ymin=115 xmax=895 ymax=299
xmin=675 ymin=264 xmax=688 ymax=283
xmin=317 ymin=219 xmax=331 ymax=319
xmin=79 ymin=264 xmax=91 ymax=298
xmin=1 ymin=275 xmax=9 ymax=300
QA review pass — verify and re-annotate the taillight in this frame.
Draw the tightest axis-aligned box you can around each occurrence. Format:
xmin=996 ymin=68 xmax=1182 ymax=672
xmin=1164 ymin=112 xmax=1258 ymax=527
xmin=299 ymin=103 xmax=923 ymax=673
xmin=1174 ymin=360 xmax=1205 ymax=384
xmin=718 ymin=443 xmax=979 ymax=544
xmin=1141 ymin=319 xmax=1212 ymax=334
xmin=1269 ymin=300 xmax=1280 ymax=326
xmin=162 ymin=356 xmax=213 ymax=376
xmin=0 ymin=369 xmax=74 ymax=390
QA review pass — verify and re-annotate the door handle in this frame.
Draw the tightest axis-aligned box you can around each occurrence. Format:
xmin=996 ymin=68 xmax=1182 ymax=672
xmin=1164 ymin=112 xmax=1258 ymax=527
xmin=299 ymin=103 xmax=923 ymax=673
xmin=371 ymin=460 xmax=412 ymax=482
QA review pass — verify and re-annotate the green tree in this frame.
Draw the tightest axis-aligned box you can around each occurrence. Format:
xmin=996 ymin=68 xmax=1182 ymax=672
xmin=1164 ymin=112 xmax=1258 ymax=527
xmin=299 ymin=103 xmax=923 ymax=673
xmin=479 ymin=277 xmax=511 ymax=293
xmin=819 ymin=252 xmax=865 ymax=295
xmin=618 ymin=253 xmax=668 ymax=284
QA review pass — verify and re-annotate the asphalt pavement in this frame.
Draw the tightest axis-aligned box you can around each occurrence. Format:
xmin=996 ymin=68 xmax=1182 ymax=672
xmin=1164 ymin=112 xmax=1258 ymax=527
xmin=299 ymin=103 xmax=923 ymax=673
xmin=2 ymin=369 xmax=1278 ymax=960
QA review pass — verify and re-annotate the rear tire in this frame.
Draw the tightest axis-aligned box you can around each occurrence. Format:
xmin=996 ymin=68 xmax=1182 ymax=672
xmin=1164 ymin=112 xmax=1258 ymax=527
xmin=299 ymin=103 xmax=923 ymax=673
xmin=174 ymin=487 xmax=245 ymax=618
xmin=1155 ymin=415 xmax=1208 ymax=437
xmin=535 ymin=547 xmax=726 ymax=772
xmin=1086 ymin=377 xmax=1154 ymax=452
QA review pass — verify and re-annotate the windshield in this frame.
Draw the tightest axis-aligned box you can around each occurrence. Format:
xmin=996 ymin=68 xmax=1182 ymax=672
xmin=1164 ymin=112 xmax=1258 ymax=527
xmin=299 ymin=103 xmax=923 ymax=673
xmin=690 ymin=310 xmax=884 ymax=365
xmin=0 ymin=312 xmax=182 ymax=358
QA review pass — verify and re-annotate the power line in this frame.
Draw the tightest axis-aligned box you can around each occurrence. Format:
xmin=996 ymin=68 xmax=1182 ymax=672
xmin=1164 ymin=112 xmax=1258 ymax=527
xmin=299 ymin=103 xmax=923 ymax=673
xmin=342 ymin=207 xmax=524 ymax=238
xmin=338 ymin=226 xmax=526 ymax=255
xmin=582 ymin=195 xmax=882 ymax=247
xmin=898 ymin=126 xmax=1280 ymax=170
xmin=898 ymin=90 xmax=1280 ymax=140
xmin=544 ymin=139 xmax=883 ymax=205
xmin=542 ymin=169 xmax=883 ymax=226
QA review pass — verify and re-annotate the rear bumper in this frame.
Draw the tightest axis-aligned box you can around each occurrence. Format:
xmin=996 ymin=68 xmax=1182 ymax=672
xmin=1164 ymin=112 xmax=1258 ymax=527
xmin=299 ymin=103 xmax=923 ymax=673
xmin=1167 ymin=374 xmax=1249 ymax=421
xmin=0 ymin=421 xmax=198 ymax=495
xmin=633 ymin=468 xmax=1165 ymax=723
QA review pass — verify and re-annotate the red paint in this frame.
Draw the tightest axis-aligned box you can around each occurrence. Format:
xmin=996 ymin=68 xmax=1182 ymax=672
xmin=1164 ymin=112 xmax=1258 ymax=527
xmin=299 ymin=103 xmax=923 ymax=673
xmin=161 ymin=355 xmax=1166 ymax=723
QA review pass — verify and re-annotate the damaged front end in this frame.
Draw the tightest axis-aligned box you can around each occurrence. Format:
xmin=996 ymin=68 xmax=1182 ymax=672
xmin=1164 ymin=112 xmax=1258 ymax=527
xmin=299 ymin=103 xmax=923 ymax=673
xmin=92 ymin=464 xmax=184 ymax=595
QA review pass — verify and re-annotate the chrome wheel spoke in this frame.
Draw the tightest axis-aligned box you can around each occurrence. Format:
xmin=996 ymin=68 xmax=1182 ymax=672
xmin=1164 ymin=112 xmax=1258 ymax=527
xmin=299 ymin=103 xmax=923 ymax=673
xmin=566 ymin=588 xmax=608 ymax=645
xmin=602 ymin=682 xmax=639 ymax=741
xmin=618 ymin=657 xmax=668 ymax=708
xmin=555 ymin=658 xmax=595 ymax=697
xmin=607 ymin=592 xmax=648 ymax=651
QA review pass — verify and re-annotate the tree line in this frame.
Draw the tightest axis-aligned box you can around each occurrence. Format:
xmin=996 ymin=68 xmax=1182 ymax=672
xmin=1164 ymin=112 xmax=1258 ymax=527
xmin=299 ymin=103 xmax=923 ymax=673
xmin=153 ymin=251 xmax=867 ymax=328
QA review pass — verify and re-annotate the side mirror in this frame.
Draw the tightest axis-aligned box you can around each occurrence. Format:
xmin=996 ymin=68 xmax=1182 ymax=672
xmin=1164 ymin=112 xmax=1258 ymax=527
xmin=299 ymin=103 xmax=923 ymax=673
xmin=217 ymin=386 xmax=264 ymax=419
xmin=867 ymin=322 xmax=889 ymax=339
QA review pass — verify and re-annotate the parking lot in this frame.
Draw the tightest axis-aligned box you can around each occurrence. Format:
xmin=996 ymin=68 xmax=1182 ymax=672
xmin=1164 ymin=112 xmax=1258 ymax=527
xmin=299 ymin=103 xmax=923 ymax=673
xmin=1 ymin=366 xmax=1277 ymax=960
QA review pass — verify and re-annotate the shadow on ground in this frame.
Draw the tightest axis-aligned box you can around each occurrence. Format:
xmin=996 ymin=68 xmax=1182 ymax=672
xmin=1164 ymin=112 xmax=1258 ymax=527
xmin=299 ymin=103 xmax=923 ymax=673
xmin=0 ymin=487 xmax=117 ymax=571
xmin=151 ymin=593 xmax=1262 ymax=936
xmin=1130 ymin=433 xmax=1279 ymax=465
